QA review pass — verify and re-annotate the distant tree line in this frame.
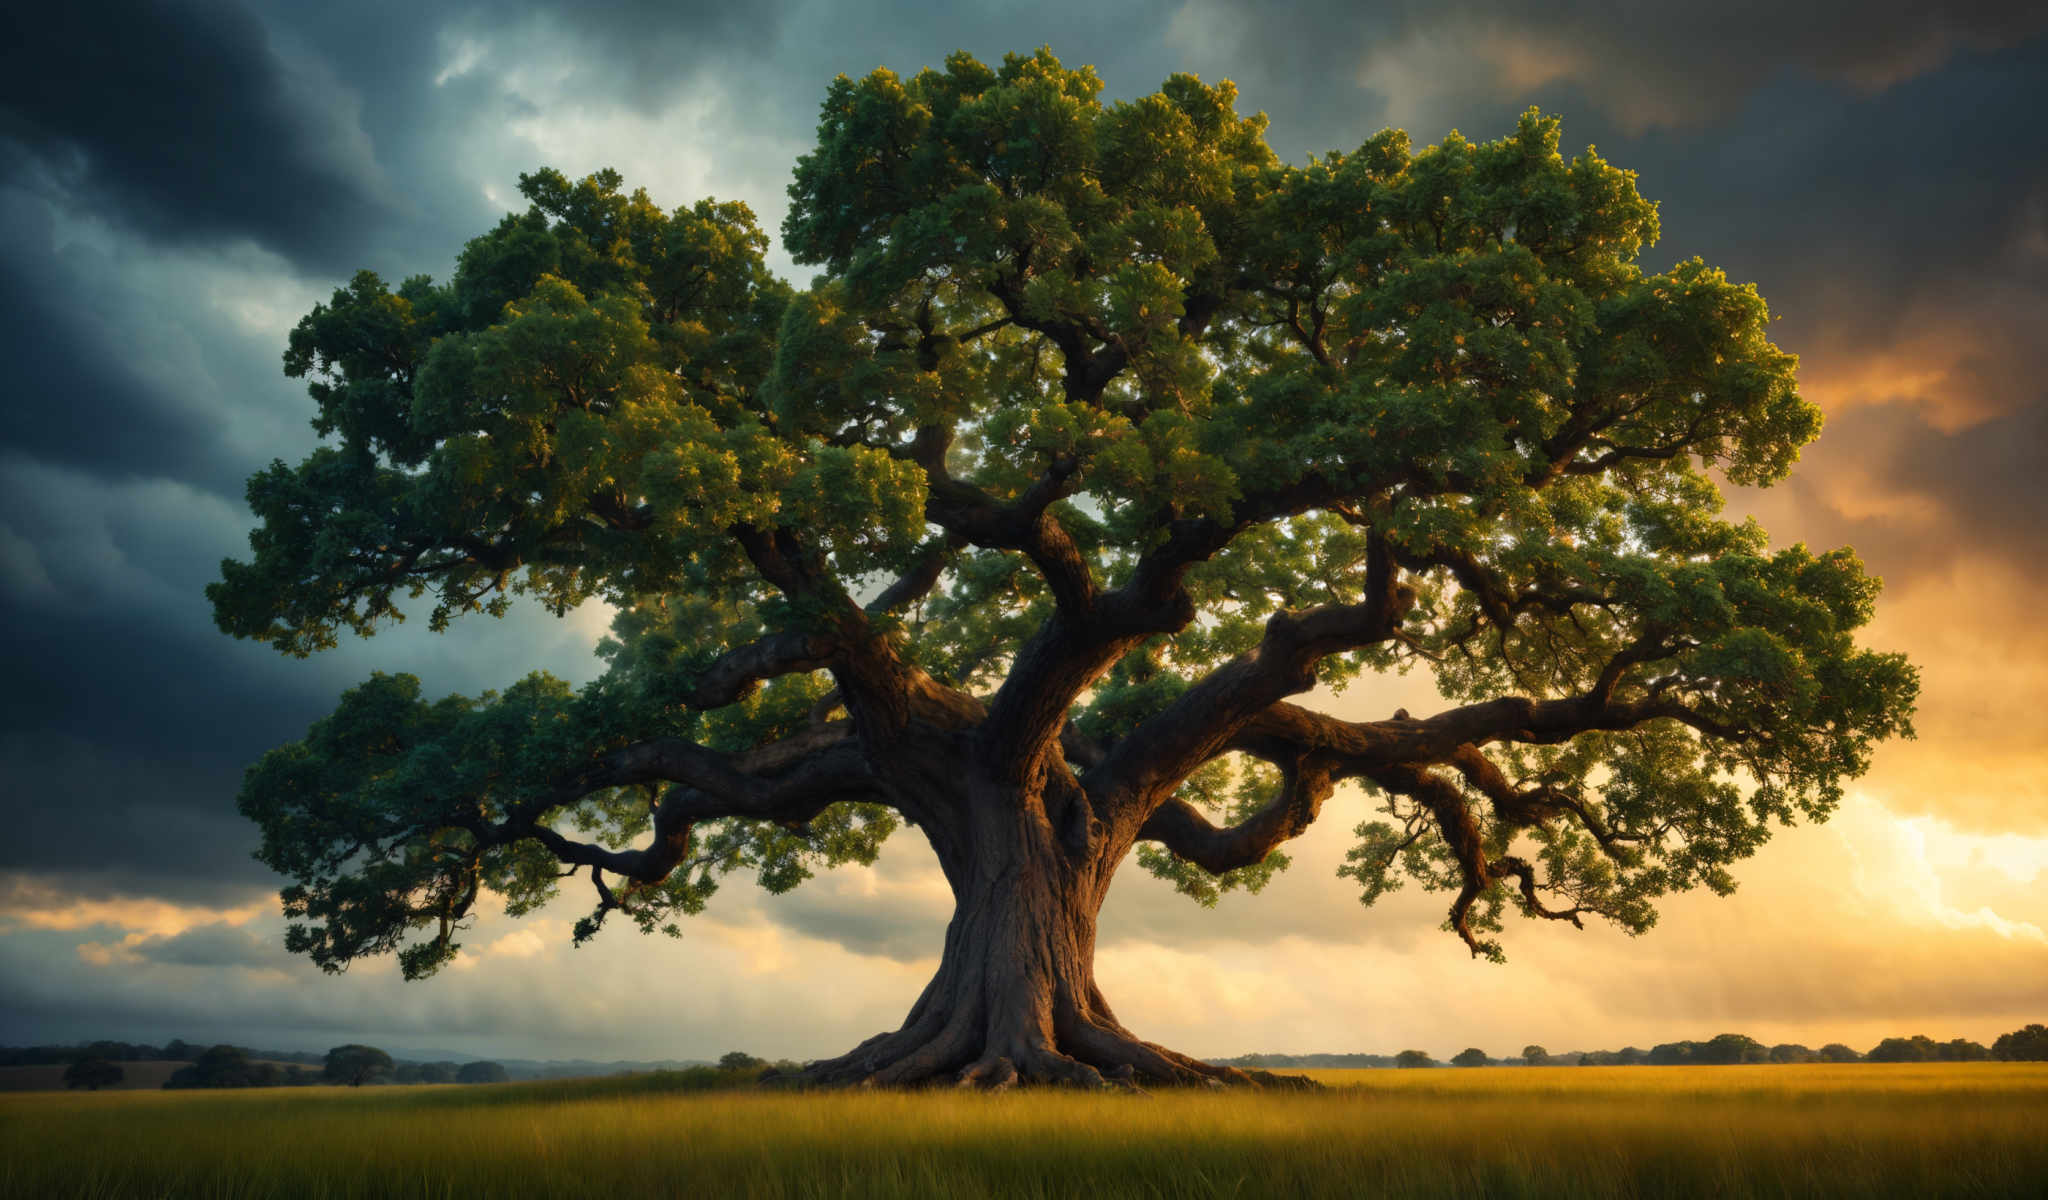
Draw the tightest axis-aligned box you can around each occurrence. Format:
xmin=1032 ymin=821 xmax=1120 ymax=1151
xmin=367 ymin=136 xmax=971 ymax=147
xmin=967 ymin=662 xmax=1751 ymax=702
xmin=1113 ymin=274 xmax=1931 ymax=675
xmin=1 ymin=1039 xmax=325 ymax=1068
xmin=161 ymin=1044 xmax=510 ymax=1088
xmin=18 ymin=1023 xmax=2048 ymax=1090
xmin=1225 ymin=1022 xmax=2048 ymax=1067
xmin=1 ymin=1040 xmax=511 ymax=1089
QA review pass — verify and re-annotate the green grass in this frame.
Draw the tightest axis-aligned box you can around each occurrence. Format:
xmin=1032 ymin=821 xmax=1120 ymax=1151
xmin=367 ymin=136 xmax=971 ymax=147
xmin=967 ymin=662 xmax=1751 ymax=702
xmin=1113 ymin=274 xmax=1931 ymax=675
xmin=4 ymin=1064 xmax=2045 ymax=1198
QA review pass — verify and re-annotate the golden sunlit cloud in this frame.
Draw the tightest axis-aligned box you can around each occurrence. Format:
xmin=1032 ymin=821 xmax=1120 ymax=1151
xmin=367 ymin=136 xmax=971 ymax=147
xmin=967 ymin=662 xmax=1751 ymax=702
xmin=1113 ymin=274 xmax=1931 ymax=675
xmin=0 ymin=877 xmax=265 ymax=939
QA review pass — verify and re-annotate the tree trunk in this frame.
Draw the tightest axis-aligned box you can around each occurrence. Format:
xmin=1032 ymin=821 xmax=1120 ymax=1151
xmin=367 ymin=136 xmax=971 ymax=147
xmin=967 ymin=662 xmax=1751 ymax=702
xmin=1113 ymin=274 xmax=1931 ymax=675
xmin=790 ymin=770 xmax=1308 ymax=1091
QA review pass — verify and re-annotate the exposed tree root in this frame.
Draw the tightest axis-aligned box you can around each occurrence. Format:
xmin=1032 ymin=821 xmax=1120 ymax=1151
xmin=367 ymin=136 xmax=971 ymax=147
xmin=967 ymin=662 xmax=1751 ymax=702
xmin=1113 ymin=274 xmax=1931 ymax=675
xmin=773 ymin=1009 xmax=1320 ymax=1093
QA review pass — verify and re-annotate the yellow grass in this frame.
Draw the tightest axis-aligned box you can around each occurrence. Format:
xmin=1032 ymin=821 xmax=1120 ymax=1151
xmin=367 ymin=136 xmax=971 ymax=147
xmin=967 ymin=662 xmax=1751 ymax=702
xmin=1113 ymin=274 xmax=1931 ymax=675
xmin=3 ymin=1063 xmax=2044 ymax=1198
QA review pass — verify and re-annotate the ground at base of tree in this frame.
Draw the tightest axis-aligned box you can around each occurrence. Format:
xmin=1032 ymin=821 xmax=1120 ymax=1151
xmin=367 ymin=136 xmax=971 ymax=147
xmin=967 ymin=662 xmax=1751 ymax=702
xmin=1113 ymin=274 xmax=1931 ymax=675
xmin=3 ymin=1064 xmax=2043 ymax=1199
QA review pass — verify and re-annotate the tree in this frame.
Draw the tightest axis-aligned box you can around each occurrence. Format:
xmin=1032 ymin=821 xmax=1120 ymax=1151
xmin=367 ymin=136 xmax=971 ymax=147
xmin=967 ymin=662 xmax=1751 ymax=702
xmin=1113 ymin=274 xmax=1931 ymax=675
xmin=208 ymin=49 xmax=1916 ymax=1090
xmin=1866 ymin=1036 xmax=1939 ymax=1063
xmin=165 ymin=1045 xmax=262 ymax=1089
xmin=1938 ymin=1038 xmax=1989 ymax=1062
xmin=323 ymin=1044 xmax=393 ymax=1087
xmin=1450 ymin=1047 xmax=1488 ymax=1067
xmin=1396 ymin=1050 xmax=1437 ymax=1069
xmin=1816 ymin=1043 xmax=1861 ymax=1063
xmin=1521 ymin=1045 xmax=1550 ymax=1066
xmin=719 ymin=1051 xmax=767 ymax=1072
xmin=1768 ymin=1043 xmax=1815 ymax=1064
xmin=457 ymin=1061 xmax=510 ymax=1084
xmin=63 ymin=1057 xmax=123 ymax=1090
xmin=1647 ymin=1042 xmax=1697 ymax=1066
xmin=1993 ymin=1024 xmax=2048 ymax=1061
xmin=1697 ymin=1033 xmax=1768 ymax=1065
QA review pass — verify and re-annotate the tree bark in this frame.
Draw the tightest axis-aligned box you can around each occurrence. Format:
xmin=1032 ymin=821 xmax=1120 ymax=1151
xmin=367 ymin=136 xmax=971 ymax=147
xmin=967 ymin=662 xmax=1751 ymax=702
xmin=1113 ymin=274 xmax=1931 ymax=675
xmin=789 ymin=764 xmax=1311 ymax=1091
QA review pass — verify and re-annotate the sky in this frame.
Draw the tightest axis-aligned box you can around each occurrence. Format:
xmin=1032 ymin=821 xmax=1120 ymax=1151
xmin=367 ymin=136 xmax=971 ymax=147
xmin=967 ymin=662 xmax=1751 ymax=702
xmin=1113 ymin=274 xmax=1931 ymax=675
xmin=2 ymin=0 xmax=2045 ymax=1064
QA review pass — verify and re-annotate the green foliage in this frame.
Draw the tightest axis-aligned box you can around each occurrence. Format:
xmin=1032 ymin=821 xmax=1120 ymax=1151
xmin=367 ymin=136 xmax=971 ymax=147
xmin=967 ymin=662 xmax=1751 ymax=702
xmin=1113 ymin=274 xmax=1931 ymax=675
xmin=324 ymin=1045 xmax=394 ymax=1087
xmin=1994 ymin=1024 xmax=2048 ymax=1062
xmin=62 ymin=1057 xmax=123 ymax=1091
xmin=1394 ymin=1049 xmax=1436 ymax=1068
xmin=1451 ymin=1048 xmax=1489 ymax=1067
xmin=457 ymin=1061 xmax=510 ymax=1084
xmin=211 ymin=48 xmax=1916 ymax=978
xmin=163 ymin=1045 xmax=280 ymax=1089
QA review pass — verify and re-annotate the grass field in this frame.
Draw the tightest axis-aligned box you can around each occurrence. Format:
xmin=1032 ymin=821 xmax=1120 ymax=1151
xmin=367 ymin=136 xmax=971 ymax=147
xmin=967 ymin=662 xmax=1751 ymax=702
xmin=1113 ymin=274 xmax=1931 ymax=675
xmin=3 ymin=1063 xmax=2044 ymax=1198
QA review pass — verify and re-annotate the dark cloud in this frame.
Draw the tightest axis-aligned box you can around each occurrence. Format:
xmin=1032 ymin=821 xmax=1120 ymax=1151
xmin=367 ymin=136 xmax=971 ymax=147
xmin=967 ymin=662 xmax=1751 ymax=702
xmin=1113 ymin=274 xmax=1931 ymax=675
xmin=0 ymin=735 xmax=275 ymax=903
xmin=0 ymin=0 xmax=397 ymax=272
xmin=1753 ymin=399 xmax=2048 ymax=587
xmin=1164 ymin=0 xmax=2047 ymax=152
xmin=0 ymin=197 xmax=314 ymax=498
xmin=133 ymin=922 xmax=278 ymax=968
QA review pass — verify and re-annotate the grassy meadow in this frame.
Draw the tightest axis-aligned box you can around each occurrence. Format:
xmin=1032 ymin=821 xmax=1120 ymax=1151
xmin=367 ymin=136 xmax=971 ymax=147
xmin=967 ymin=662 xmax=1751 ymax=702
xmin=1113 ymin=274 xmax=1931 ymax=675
xmin=3 ymin=1063 xmax=2045 ymax=1198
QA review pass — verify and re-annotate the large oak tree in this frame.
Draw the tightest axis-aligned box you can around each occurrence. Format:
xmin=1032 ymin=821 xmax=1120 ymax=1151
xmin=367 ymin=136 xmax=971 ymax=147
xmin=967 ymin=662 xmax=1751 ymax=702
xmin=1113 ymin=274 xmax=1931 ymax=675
xmin=211 ymin=50 xmax=1915 ymax=1089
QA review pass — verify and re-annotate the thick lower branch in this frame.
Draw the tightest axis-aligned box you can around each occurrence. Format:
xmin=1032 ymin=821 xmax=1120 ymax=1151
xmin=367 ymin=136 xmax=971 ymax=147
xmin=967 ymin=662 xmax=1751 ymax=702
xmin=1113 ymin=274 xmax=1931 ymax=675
xmin=501 ymin=735 xmax=887 ymax=885
xmin=1095 ymin=542 xmax=1414 ymax=806
xmin=684 ymin=631 xmax=839 ymax=709
xmin=1136 ymin=758 xmax=1335 ymax=873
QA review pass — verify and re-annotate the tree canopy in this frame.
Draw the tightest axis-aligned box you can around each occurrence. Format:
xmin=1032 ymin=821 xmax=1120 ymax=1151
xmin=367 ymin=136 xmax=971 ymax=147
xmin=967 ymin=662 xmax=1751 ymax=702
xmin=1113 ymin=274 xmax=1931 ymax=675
xmin=323 ymin=1044 xmax=393 ymax=1087
xmin=62 ymin=1057 xmax=123 ymax=1090
xmin=456 ymin=1060 xmax=510 ymax=1084
xmin=211 ymin=48 xmax=1915 ymax=1088
xmin=1993 ymin=1024 xmax=2048 ymax=1062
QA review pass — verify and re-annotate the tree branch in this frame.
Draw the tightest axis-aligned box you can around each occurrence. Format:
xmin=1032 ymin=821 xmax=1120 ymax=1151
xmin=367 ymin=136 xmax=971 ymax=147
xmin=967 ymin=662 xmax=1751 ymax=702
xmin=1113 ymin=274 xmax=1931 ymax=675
xmin=1136 ymin=757 xmax=1336 ymax=874
xmin=684 ymin=631 xmax=840 ymax=709
xmin=505 ymin=734 xmax=886 ymax=884
xmin=731 ymin=523 xmax=979 ymax=744
xmin=1093 ymin=534 xmax=1416 ymax=807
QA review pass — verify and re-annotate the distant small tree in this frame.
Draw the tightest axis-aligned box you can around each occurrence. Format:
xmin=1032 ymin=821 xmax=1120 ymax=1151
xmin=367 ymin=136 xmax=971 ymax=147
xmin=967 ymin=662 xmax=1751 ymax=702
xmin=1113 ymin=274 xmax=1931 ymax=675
xmin=1993 ymin=1024 xmax=2048 ymax=1061
xmin=718 ymin=1051 xmax=767 ymax=1072
xmin=160 ymin=1039 xmax=198 ymax=1061
xmin=1866 ymin=1035 xmax=1939 ymax=1063
xmin=1522 ymin=1045 xmax=1550 ymax=1066
xmin=1395 ymin=1050 xmax=1436 ymax=1069
xmin=456 ymin=1061 xmax=509 ymax=1084
xmin=1768 ymin=1043 xmax=1815 ymax=1064
xmin=1450 ymin=1048 xmax=1488 ymax=1068
xmin=1939 ymin=1039 xmax=1990 ymax=1062
xmin=323 ymin=1044 xmax=394 ymax=1086
xmin=1698 ymin=1033 xmax=1768 ymax=1065
xmin=416 ymin=1061 xmax=458 ymax=1083
xmin=1648 ymin=1041 xmax=1697 ymax=1066
xmin=64 ymin=1057 xmax=123 ymax=1090
xmin=165 ymin=1045 xmax=261 ymax=1089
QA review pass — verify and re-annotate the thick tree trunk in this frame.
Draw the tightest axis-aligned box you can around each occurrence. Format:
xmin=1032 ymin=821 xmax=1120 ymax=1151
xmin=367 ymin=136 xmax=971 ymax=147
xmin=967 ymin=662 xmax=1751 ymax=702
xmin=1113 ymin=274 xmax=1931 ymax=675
xmin=790 ymin=769 xmax=1310 ymax=1091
